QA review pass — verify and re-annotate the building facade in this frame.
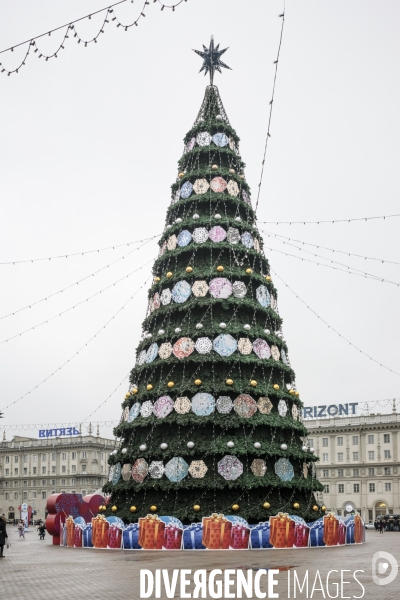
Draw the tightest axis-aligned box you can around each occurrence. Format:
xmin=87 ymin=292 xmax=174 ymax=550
xmin=305 ymin=412 xmax=400 ymax=522
xmin=0 ymin=433 xmax=116 ymax=520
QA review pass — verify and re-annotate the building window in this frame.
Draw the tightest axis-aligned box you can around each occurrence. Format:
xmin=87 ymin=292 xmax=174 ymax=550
xmin=82 ymin=464 xmax=87 ymax=472
xmin=368 ymin=451 xmax=375 ymax=460
xmin=62 ymin=466 xmax=66 ymax=473
xmin=33 ymin=467 xmax=37 ymax=475
xmin=308 ymin=439 xmax=314 ymax=448
xmin=42 ymin=491 xmax=47 ymax=499
xmin=32 ymin=492 xmax=37 ymax=499
xmin=81 ymin=452 xmax=87 ymax=459
xmin=72 ymin=465 xmax=76 ymax=473
xmin=42 ymin=480 xmax=46 ymax=486
xmin=42 ymin=467 xmax=46 ymax=474
xmin=337 ymin=453 xmax=344 ymax=462
xmin=42 ymin=454 xmax=46 ymax=461
xmin=353 ymin=468 xmax=359 ymax=477
xmin=323 ymin=485 xmax=330 ymax=493
xmin=338 ymin=484 xmax=344 ymax=493
xmin=72 ymin=452 xmax=77 ymax=459
xmin=384 ymin=467 xmax=391 ymax=475
xmin=14 ymin=481 xmax=19 ymax=487
xmin=62 ymin=453 xmax=67 ymax=460
xmin=32 ymin=480 xmax=37 ymax=487
xmin=337 ymin=437 xmax=343 ymax=446
xmin=23 ymin=492 xmax=28 ymax=500
xmin=51 ymin=466 xmax=56 ymax=474
xmin=5 ymin=469 xmax=9 ymax=476
xmin=5 ymin=456 xmax=10 ymax=463
xmin=337 ymin=469 xmax=344 ymax=477
xmin=14 ymin=456 xmax=18 ymax=463
xmin=353 ymin=484 xmax=360 ymax=493
xmin=323 ymin=469 xmax=329 ymax=477
xmin=81 ymin=490 xmax=87 ymax=496
xmin=384 ymin=450 xmax=391 ymax=459
xmin=92 ymin=452 xmax=97 ymax=459
xmin=14 ymin=492 xmax=19 ymax=500
xmin=368 ymin=435 xmax=374 ymax=444
xmin=322 ymin=454 xmax=328 ymax=462
xmin=5 ymin=493 xmax=9 ymax=500
xmin=32 ymin=455 xmax=37 ymax=462
xmin=23 ymin=468 xmax=27 ymax=475
xmin=369 ymin=483 xmax=375 ymax=493
xmin=51 ymin=480 xmax=56 ymax=486
xmin=384 ymin=434 xmax=390 ymax=443
xmin=14 ymin=469 xmax=18 ymax=475
xmin=368 ymin=468 xmax=375 ymax=476
xmin=101 ymin=453 xmax=104 ymax=459
xmin=385 ymin=483 xmax=391 ymax=492
xmin=23 ymin=481 xmax=27 ymax=487
xmin=322 ymin=438 xmax=328 ymax=447
xmin=71 ymin=478 xmax=76 ymax=485
xmin=61 ymin=479 xmax=66 ymax=486
xmin=352 ymin=436 xmax=359 ymax=445
xmin=353 ymin=452 xmax=359 ymax=460
xmin=23 ymin=455 xmax=28 ymax=463
xmin=52 ymin=453 xmax=57 ymax=461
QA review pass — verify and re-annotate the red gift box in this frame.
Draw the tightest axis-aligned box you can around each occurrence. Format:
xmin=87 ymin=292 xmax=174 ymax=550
xmin=270 ymin=513 xmax=295 ymax=549
xmin=163 ymin=523 xmax=183 ymax=550
xmin=108 ymin=524 xmax=122 ymax=549
xmin=202 ymin=514 xmax=232 ymax=550
xmin=92 ymin=515 xmax=109 ymax=548
xmin=74 ymin=526 xmax=83 ymax=548
xmin=139 ymin=515 xmax=165 ymax=550
xmin=230 ymin=524 xmax=250 ymax=550
xmin=338 ymin=522 xmax=346 ymax=545
xmin=294 ymin=523 xmax=309 ymax=548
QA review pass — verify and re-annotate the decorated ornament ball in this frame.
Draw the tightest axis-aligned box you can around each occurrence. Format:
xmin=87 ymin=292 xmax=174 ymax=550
xmin=193 ymin=504 xmax=201 ymax=512
xmin=263 ymin=502 xmax=271 ymax=509
xmin=130 ymin=506 xmax=137 ymax=513
xmin=293 ymin=502 xmax=300 ymax=510
xmin=231 ymin=504 xmax=240 ymax=512
xmin=111 ymin=506 xmax=117 ymax=513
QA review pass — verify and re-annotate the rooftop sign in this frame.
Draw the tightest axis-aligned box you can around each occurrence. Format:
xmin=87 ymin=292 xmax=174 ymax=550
xmin=301 ymin=403 xmax=358 ymax=419
xmin=38 ymin=427 xmax=80 ymax=438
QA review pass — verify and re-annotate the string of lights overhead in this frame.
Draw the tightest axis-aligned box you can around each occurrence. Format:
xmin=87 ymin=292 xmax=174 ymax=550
xmin=0 ymin=236 xmax=158 ymax=321
xmin=271 ymin=268 xmax=400 ymax=378
xmin=262 ymin=230 xmax=400 ymax=266
xmin=0 ymin=233 xmax=160 ymax=266
xmin=0 ymin=0 xmax=187 ymax=76
xmin=0 ymin=275 xmax=152 ymax=412
xmin=83 ymin=372 xmax=131 ymax=421
xmin=254 ymin=9 xmax=285 ymax=213
xmin=258 ymin=213 xmax=400 ymax=225
xmin=0 ymin=258 xmax=154 ymax=344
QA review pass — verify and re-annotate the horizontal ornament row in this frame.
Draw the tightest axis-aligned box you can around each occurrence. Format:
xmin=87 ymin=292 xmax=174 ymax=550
xmin=123 ymin=395 xmax=298 ymax=420
xmin=136 ymin=335 xmax=287 ymax=365
xmin=184 ymin=131 xmax=236 ymax=152
xmin=149 ymin=280 xmax=275 ymax=310
xmin=159 ymin=227 xmax=260 ymax=255
xmin=173 ymin=179 xmax=250 ymax=204
xmin=109 ymin=456 xmax=294 ymax=485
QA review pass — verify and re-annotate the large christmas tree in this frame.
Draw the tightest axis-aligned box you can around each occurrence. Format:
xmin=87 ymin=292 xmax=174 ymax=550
xmin=105 ymin=40 xmax=323 ymax=523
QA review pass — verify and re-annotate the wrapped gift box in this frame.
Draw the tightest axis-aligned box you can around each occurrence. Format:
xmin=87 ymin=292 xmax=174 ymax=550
xmin=92 ymin=515 xmax=109 ymax=548
xmin=230 ymin=523 xmax=250 ymax=550
xmin=323 ymin=513 xmax=339 ymax=546
xmin=138 ymin=515 xmax=165 ymax=550
xmin=338 ymin=522 xmax=346 ymax=545
xmin=108 ymin=524 xmax=122 ymax=549
xmin=163 ymin=523 xmax=183 ymax=550
xmin=183 ymin=524 xmax=205 ymax=550
xmin=294 ymin=523 xmax=309 ymax=548
xmin=270 ymin=513 xmax=295 ymax=549
xmin=202 ymin=514 xmax=232 ymax=550
xmin=74 ymin=526 xmax=83 ymax=548
xmin=66 ymin=516 xmax=75 ymax=548
xmin=354 ymin=514 xmax=364 ymax=544
xmin=123 ymin=523 xmax=142 ymax=550
xmin=308 ymin=519 xmax=325 ymax=547
xmin=250 ymin=522 xmax=272 ymax=549
xmin=60 ymin=523 xmax=67 ymax=547
xmin=82 ymin=524 xmax=93 ymax=548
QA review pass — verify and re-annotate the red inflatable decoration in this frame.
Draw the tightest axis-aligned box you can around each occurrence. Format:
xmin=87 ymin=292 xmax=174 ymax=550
xmin=46 ymin=493 xmax=105 ymax=545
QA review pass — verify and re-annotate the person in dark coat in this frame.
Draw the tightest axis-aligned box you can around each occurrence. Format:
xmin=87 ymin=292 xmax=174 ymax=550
xmin=0 ymin=517 xmax=8 ymax=557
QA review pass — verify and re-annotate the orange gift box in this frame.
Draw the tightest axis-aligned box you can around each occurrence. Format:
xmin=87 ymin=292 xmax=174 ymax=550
xmin=138 ymin=515 xmax=165 ymax=550
xmin=354 ymin=514 xmax=363 ymax=544
xmin=270 ymin=513 xmax=295 ymax=549
xmin=202 ymin=514 xmax=232 ymax=550
xmin=323 ymin=513 xmax=339 ymax=546
xmin=66 ymin=515 xmax=75 ymax=548
xmin=92 ymin=514 xmax=109 ymax=548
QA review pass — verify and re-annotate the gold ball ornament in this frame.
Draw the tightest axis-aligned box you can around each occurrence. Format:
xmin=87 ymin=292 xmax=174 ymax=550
xmin=312 ymin=505 xmax=319 ymax=512
xmin=146 ymin=384 xmax=153 ymax=391
xmin=185 ymin=266 xmax=193 ymax=273
xmin=98 ymin=505 xmax=104 ymax=512
xmin=240 ymin=174 xmax=245 ymax=179
xmin=321 ymin=505 xmax=327 ymax=512
xmin=273 ymin=384 xmax=280 ymax=391
xmin=262 ymin=502 xmax=271 ymax=509
xmin=294 ymin=391 xmax=300 ymax=397
xmin=130 ymin=506 xmax=137 ymax=513
xmin=166 ymin=271 xmax=173 ymax=278
xmin=265 ymin=275 xmax=272 ymax=281
xmin=231 ymin=504 xmax=240 ymax=512
xmin=167 ymin=381 xmax=175 ymax=389
xmin=217 ymin=265 xmax=224 ymax=272
xmin=229 ymin=168 xmax=235 ymax=174
xmin=193 ymin=504 xmax=201 ymax=512
xmin=179 ymin=172 xmax=184 ymax=178
xmin=211 ymin=164 xmax=218 ymax=170
xmin=111 ymin=506 xmax=118 ymax=513
xmin=226 ymin=378 xmax=234 ymax=386
xmin=131 ymin=388 xmax=138 ymax=395
xmin=125 ymin=393 xmax=130 ymax=399
xmin=289 ymin=389 xmax=295 ymax=395
xmin=293 ymin=502 xmax=300 ymax=510
xmin=250 ymin=380 xmax=257 ymax=387
xmin=245 ymin=268 xmax=253 ymax=275
xmin=155 ymin=276 xmax=161 ymax=283
xmin=150 ymin=505 xmax=158 ymax=512
xmin=194 ymin=379 xmax=202 ymax=386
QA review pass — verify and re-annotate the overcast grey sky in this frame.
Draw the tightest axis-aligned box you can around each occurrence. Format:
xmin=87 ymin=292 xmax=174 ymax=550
xmin=1 ymin=0 xmax=399 ymax=439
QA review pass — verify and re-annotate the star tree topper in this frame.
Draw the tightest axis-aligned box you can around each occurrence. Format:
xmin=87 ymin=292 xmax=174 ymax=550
xmin=193 ymin=36 xmax=231 ymax=85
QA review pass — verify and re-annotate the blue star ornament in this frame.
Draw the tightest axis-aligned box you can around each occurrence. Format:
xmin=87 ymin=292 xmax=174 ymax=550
xmin=193 ymin=36 xmax=231 ymax=84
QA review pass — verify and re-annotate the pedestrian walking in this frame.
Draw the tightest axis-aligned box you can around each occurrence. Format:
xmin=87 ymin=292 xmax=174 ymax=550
xmin=379 ymin=521 xmax=384 ymax=534
xmin=38 ymin=524 xmax=46 ymax=540
xmin=0 ymin=516 xmax=8 ymax=557
xmin=17 ymin=520 xmax=25 ymax=540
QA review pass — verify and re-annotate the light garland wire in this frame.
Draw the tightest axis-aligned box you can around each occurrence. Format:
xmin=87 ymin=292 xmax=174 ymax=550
xmin=262 ymin=230 xmax=400 ymax=266
xmin=271 ymin=268 xmax=400 ymax=378
xmin=0 ymin=236 xmax=158 ymax=321
xmin=0 ymin=0 xmax=187 ymax=76
xmin=258 ymin=213 xmax=400 ymax=225
xmin=255 ymin=8 xmax=285 ymax=213
xmin=0 ymin=274 xmax=152 ymax=412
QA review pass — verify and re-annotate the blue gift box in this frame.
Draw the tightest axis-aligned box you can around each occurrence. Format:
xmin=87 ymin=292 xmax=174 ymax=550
xmin=82 ymin=524 xmax=93 ymax=548
xmin=307 ymin=518 xmax=325 ymax=547
xmin=123 ymin=523 xmax=142 ymax=550
xmin=250 ymin=522 xmax=272 ymax=549
xmin=183 ymin=524 xmax=205 ymax=550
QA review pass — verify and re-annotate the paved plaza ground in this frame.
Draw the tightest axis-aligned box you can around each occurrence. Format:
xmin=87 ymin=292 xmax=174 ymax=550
xmin=1 ymin=527 xmax=399 ymax=599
